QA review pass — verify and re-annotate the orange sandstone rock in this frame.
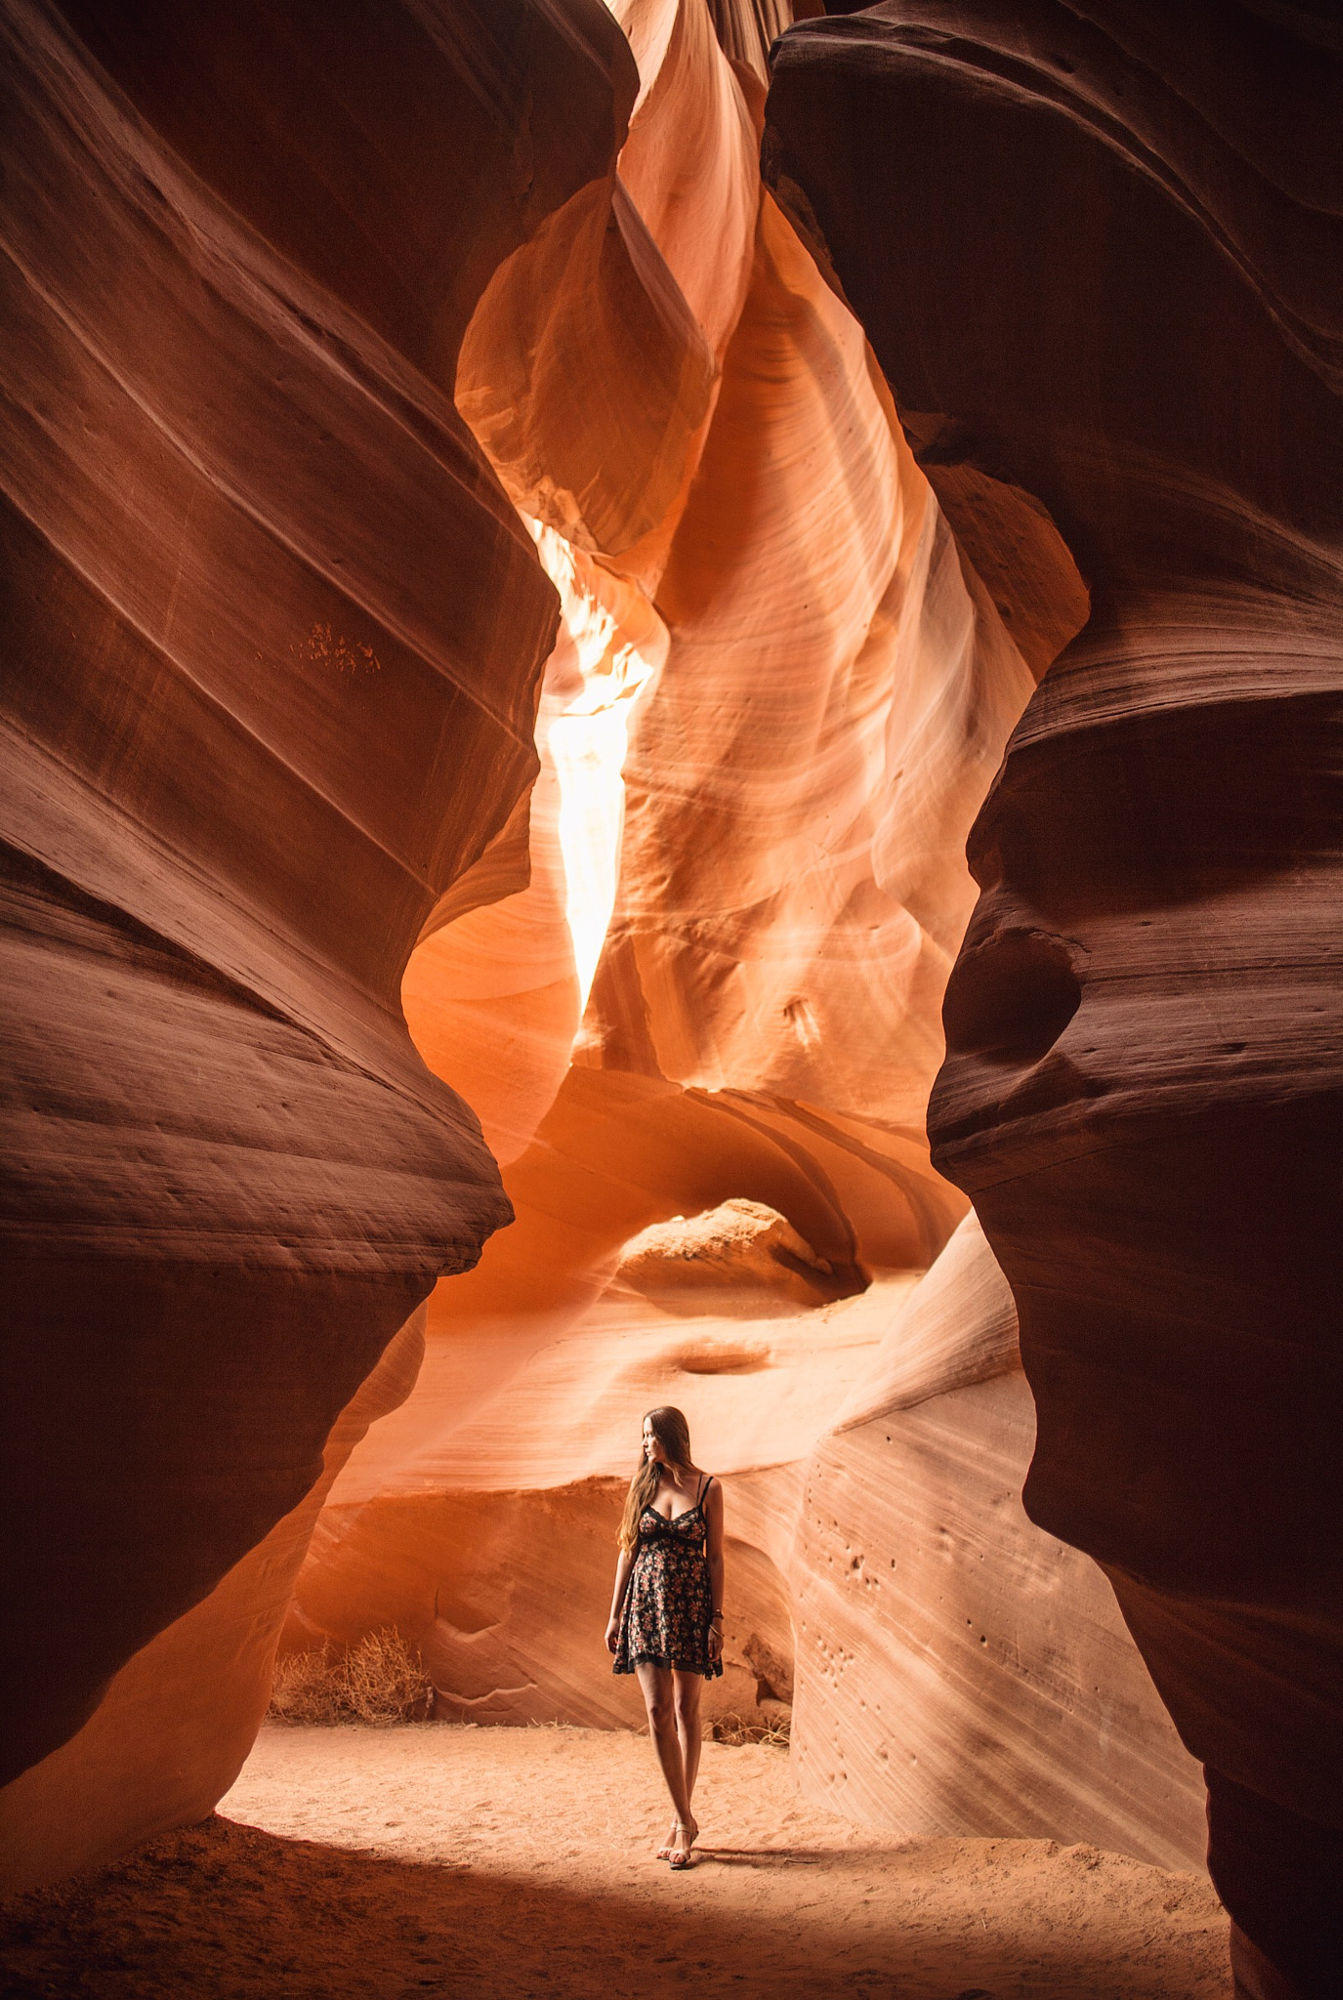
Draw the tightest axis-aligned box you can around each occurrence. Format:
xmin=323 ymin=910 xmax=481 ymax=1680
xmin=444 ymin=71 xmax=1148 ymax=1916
xmin=293 ymin=0 xmax=1196 ymax=1884
xmin=0 ymin=1308 xmax=426 ymax=1895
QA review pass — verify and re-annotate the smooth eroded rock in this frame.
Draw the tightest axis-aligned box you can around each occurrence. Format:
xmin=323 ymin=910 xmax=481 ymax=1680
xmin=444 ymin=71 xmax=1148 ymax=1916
xmin=766 ymin=6 xmax=1343 ymax=1985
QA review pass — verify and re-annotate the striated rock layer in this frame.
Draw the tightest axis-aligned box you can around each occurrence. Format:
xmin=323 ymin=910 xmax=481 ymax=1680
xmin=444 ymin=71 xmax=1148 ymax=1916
xmin=766 ymin=5 xmax=1343 ymax=1989
xmin=794 ymin=1215 xmax=1205 ymax=1867
xmin=0 ymin=1307 xmax=427 ymax=1896
xmin=0 ymin=0 xmax=639 ymax=1883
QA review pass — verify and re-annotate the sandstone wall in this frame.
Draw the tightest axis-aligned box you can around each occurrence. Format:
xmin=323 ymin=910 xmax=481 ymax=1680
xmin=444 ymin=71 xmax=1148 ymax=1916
xmin=793 ymin=1216 xmax=1205 ymax=1868
xmin=765 ymin=5 xmax=1343 ymax=1988
xmin=0 ymin=1307 xmax=427 ymax=1895
xmin=0 ymin=0 xmax=635 ymax=1883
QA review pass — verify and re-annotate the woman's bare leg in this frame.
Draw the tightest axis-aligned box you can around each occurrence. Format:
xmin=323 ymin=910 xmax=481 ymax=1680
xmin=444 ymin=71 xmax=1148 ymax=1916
xmin=635 ymin=1661 xmax=695 ymax=1853
xmin=673 ymin=1670 xmax=704 ymax=1825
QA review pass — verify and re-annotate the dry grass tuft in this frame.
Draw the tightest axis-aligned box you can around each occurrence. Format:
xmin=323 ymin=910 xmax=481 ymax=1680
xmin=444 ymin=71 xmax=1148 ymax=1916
xmin=710 ymin=1709 xmax=791 ymax=1747
xmin=268 ymin=1629 xmax=434 ymax=1726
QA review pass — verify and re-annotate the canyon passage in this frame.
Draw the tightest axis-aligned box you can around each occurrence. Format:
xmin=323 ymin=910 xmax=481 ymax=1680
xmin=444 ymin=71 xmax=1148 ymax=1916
xmin=2 ymin=4 xmax=1339 ymax=1997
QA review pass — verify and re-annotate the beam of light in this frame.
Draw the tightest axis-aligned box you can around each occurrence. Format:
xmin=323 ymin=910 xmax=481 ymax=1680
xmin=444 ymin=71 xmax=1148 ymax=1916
xmin=525 ymin=516 xmax=665 ymax=1018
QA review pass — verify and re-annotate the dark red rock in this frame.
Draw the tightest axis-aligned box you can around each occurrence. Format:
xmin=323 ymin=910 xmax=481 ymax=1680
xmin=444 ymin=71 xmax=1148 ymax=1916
xmin=0 ymin=0 xmax=632 ymax=1792
xmin=766 ymin=6 xmax=1343 ymax=1990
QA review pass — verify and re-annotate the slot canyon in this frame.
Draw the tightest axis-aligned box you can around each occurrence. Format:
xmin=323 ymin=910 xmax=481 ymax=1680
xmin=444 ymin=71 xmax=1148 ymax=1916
xmin=1 ymin=3 xmax=1338 ymax=1997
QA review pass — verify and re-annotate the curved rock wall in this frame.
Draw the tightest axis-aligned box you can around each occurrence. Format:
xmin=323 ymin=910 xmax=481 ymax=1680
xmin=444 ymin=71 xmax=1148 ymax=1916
xmin=765 ymin=5 xmax=1343 ymax=1988
xmin=794 ymin=1215 xmax=1205 ymax=1867
xmin=0 ymin=0 xmax=635 ymax=1883
xmin=0 ymin=1306 xmax=427 ymax=1895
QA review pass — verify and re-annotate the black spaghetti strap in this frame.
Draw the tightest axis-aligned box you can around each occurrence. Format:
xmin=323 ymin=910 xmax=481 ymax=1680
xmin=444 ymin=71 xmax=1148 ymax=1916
xmin=696 ymin=1471 xmax=707 ymax=1505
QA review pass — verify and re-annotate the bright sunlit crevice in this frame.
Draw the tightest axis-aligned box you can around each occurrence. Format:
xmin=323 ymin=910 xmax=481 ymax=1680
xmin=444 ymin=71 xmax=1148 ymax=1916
xmin=525 ymin=516 xmax=665 ymax=1018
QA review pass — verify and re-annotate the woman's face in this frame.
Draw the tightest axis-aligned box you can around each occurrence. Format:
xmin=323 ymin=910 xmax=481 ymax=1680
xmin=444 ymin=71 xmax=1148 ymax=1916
xmin=643 ymin=1418 xmax=668 ymax=1467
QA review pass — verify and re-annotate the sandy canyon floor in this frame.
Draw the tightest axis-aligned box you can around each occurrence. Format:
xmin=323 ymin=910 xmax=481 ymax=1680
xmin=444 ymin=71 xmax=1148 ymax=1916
xmin=2 ymin=1722 xmax=1231 ymax=1999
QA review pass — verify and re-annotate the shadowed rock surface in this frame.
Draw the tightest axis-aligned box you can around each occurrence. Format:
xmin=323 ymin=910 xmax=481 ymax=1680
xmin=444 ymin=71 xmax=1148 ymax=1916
xmin=765 ymin=6 xmax=1343 ymax=1991
xmin=0 ymin=0 xmax=632 ymax=1882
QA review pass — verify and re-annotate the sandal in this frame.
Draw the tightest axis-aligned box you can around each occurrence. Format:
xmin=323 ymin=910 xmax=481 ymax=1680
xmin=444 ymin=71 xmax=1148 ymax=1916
xmin=667 ymin=1819 xmax=697 ymax=1870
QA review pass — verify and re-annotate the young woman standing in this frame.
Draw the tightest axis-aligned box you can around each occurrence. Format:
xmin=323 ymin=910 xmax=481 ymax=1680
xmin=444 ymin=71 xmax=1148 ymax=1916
xmin=606 ymin=1406 xmax=724 ymax=1869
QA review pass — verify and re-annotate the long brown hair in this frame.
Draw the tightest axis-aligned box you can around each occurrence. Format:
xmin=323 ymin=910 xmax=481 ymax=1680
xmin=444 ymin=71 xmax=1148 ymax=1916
xmin=618 ymin=1406 xmax=694 ymax=1551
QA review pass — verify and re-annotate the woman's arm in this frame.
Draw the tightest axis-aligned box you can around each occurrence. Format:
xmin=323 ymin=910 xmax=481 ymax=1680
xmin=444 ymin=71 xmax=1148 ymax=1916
xmin=704 ymin=1478 xmax=726 ymax=1661
xmin=605 ymin=1545 xmax=634 ymax=1653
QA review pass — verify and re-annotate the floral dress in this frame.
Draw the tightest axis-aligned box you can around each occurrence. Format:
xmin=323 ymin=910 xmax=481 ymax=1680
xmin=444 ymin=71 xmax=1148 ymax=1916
xmin=613 ymin=1474 xmax=722 ymax=1680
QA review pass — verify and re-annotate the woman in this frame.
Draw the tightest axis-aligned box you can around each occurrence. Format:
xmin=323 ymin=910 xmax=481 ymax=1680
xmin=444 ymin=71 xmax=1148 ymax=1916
xmin=606 ymin=1406 xmax=724 ymax=1869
